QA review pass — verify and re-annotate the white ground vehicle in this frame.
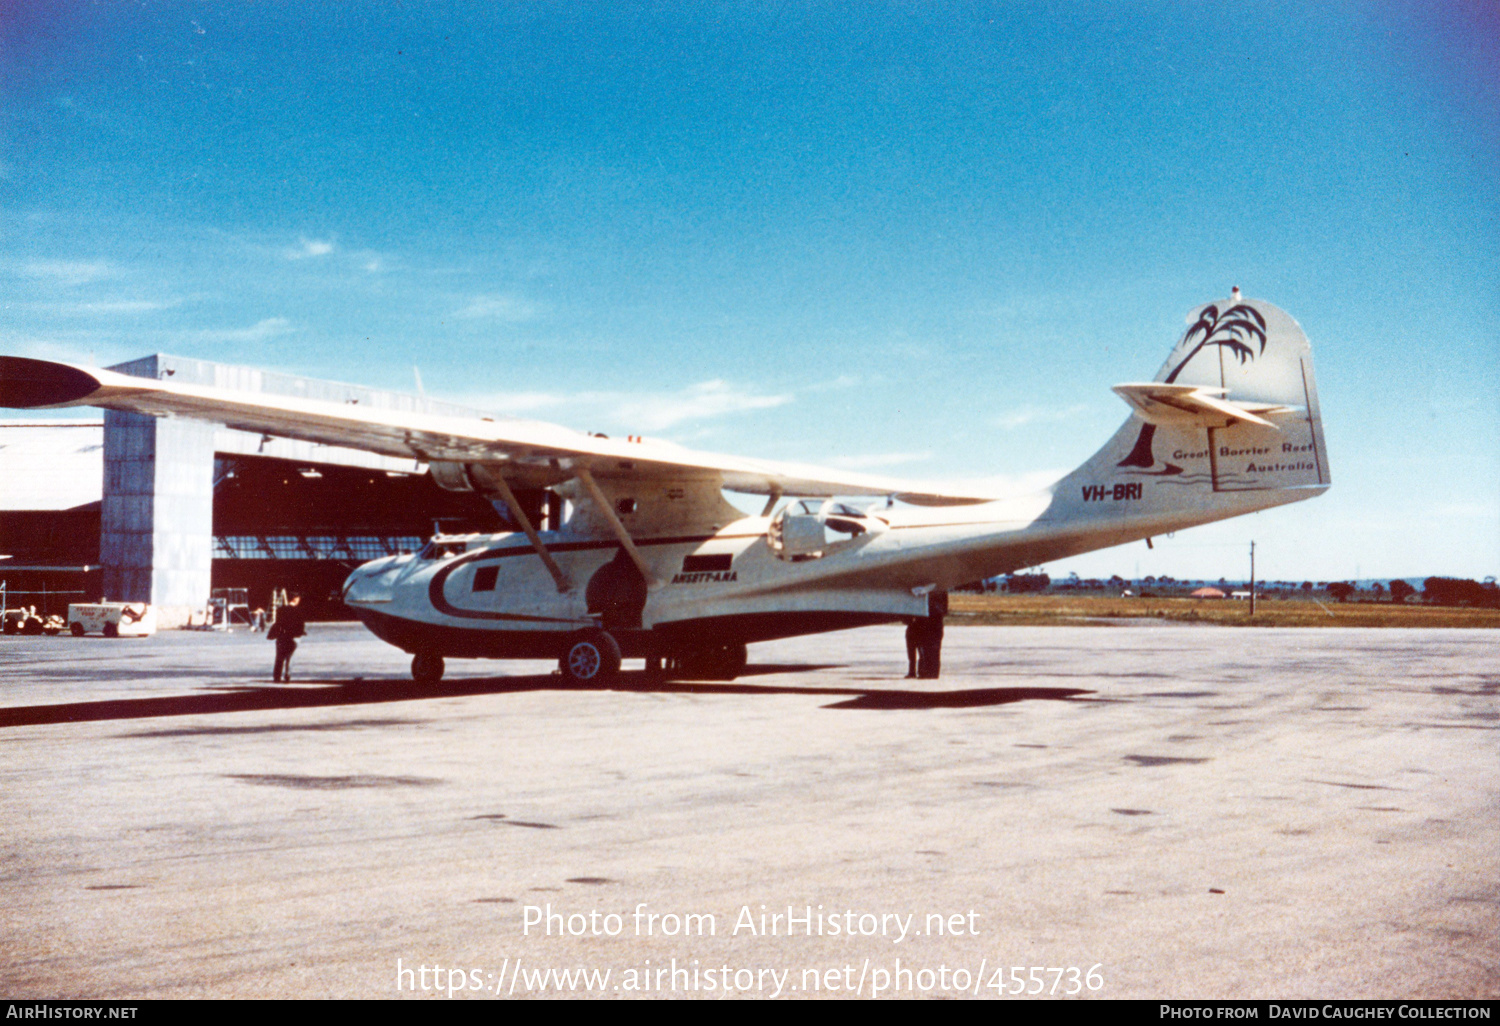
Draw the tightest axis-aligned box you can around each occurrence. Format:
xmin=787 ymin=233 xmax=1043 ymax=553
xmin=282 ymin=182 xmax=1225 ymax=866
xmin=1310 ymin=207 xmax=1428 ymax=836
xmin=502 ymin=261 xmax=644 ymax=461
xmin=66 ymin=602 xmax=157 ymax=638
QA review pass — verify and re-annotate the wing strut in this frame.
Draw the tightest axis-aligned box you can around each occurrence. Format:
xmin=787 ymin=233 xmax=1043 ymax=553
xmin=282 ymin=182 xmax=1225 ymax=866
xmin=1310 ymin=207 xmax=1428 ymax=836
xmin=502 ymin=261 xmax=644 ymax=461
xmin=575 ymin=468 xmax=660 ymax=589
xmin=484 ymin=470 xmax=572 ymax=594
xmin=759 ymin=487 xmax=781 ymax=517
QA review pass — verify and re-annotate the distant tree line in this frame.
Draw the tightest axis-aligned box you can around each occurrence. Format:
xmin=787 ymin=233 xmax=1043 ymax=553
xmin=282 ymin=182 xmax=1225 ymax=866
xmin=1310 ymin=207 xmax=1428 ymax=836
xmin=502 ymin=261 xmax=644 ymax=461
xmin=958 ymin=574 xmax=1497 ymax=605
xmin=1419 ymin=577 xmax=1500 ymax=608
xmin=1270 ymin=578 xmax=1497 ymax=605
xmin=1002 ymin=573 xmax=1051 ymax=593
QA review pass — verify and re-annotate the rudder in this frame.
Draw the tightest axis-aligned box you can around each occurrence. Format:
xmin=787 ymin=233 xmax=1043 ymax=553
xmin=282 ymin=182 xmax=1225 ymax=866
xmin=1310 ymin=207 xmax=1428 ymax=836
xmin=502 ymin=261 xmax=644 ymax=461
xmin=1055 ymin=294 xmax=1329 ymax=523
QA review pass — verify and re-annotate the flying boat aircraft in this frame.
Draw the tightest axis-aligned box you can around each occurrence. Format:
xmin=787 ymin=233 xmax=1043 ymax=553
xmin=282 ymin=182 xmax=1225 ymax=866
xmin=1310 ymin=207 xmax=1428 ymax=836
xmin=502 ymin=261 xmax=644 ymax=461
xmin=0 ymin=294 xmax=1328 ymax=685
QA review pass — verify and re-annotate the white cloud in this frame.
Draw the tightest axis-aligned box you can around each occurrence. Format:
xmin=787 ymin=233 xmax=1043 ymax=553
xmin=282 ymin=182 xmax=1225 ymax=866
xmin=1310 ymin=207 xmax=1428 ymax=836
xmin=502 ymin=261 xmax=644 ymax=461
xmin=188 ymin=318 xmax=294 ymax=343
xmin=341 ymin=247 xmax=391 ymax=273
xmin=19 ymin=261 xmax=111 ymax=286
xmin=28 ymin=299 xmax=178 ymax=315
xmin=460 ymin=379 xmax=793 ymax=432
xmin=1429 ymin=501 xmax=1499 ymax=520
xmin=827 ymin=451 xmax=933 ymax=470
xmin=285 ymin=238 xmax=335 ymax=260
xmin=803 ymin=373 xmax=863 ymax=393
xmin=990 ymin=403 xmax=1092 ymax=430
xmin=609 ymin=380 xmax=791 ymax=430
xmin=453 ymin=293 xmax=540 ymax=321
xmin=0 ymin=332 xmax=133 ymax=368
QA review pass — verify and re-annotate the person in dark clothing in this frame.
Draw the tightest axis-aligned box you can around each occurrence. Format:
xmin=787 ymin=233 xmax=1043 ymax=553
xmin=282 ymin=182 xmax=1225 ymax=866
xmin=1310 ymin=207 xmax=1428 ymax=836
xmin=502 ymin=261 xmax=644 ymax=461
xmin=904 ymin=619 xmax=921 ymax=678
xmin=915 ymin=591 xmax=948 ymax=680
xmin=267 ymin=594 xmax=306 ymax=682
xmin=915 ymin=616 xmax=944 ymax=678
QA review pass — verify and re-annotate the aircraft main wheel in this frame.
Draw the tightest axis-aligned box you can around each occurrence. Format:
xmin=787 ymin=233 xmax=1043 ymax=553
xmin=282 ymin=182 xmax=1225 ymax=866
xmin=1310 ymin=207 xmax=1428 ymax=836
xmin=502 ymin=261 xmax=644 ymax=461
xmin=710 ymin=642 xmax=748 ymax=680
xmin=412 ymin=653 xmax=445 ymax=684
xmin=70 ymin=622 xmax=85 ymax=637
xmin=560 ymin=630 xmax=621 ymax=686
xmin=677 ymin=642 xmax=747 ymax=681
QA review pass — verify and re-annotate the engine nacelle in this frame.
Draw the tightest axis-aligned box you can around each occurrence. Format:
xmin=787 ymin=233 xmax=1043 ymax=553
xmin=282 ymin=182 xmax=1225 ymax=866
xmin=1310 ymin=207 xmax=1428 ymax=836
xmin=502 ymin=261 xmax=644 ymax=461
xmin=428 ymin=461 xmax=516 ymax=496
xmin=428 ymin=462 xmax=559 ymax=531
xmin=768 ymin=499 xmax=885 ymax=560
xmin=427 ymin=460 xmax=478 ymax=493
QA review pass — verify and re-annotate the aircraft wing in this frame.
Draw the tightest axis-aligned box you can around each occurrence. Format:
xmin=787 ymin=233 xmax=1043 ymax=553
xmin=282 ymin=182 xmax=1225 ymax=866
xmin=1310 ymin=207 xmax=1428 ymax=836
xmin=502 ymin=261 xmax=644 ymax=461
xmin=0 ymin=357 xmax=995 ymax=505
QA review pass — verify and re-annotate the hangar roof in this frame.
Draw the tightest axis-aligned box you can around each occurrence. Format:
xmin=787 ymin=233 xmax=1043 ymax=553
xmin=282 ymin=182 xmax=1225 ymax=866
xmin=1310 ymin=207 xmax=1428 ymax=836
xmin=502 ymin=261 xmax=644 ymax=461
xmin=114 ymin=353 xmax=476 ymax=474
xmin=0 ymin=420 xmax=103 ymax=511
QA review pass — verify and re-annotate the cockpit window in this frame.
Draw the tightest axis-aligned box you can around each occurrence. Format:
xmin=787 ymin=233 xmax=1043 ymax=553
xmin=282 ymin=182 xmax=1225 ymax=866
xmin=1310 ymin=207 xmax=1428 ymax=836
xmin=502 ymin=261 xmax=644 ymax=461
xmin=418 ymin=539 xmax=468 ymax=560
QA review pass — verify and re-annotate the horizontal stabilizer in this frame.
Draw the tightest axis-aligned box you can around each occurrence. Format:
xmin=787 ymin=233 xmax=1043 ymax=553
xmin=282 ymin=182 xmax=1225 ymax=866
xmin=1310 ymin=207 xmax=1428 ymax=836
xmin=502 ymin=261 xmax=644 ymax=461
xmin=1111 ymin=382 xmax=1295 ymax=429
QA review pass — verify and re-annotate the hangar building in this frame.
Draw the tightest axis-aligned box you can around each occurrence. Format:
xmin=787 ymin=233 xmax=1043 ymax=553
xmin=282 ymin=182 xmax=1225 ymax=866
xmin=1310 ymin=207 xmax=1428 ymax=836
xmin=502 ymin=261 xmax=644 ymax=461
xmin=0 ymin=354 xmax=551 ymax=625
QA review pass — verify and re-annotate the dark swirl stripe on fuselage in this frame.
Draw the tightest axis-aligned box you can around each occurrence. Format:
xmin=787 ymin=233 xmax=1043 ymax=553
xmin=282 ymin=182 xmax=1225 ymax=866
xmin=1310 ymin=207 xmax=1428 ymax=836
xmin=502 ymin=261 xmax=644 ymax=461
xmin=425 ymin=533 xmax=760 ymax=622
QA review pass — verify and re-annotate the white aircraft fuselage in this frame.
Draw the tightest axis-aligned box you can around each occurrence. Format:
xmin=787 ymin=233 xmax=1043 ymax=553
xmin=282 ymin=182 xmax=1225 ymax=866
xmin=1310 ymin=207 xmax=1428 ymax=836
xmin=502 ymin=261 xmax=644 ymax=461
xmin=0 ymin=294 xmax=1329 ymax=684
xmin=344 ymin=474 xmax=1310 ymax=661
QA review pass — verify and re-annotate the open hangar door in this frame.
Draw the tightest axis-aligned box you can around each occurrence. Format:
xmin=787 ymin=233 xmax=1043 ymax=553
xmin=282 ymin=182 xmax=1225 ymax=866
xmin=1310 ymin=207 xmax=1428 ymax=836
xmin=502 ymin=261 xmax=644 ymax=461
xmin=208 ymin=455 xmax=551 ymax=621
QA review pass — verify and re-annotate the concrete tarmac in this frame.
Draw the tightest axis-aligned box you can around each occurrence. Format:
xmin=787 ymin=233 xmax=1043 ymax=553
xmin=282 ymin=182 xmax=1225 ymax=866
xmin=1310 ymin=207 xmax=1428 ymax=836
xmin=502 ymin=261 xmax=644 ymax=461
xmin=0 ymin=623 xmax=1495 ymax=1000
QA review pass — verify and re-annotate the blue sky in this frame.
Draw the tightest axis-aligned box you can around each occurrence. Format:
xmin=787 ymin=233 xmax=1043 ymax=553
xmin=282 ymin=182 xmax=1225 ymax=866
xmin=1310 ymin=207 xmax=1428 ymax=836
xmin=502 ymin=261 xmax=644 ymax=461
xmin=3 ymin=1 xmax=1496 ymax=582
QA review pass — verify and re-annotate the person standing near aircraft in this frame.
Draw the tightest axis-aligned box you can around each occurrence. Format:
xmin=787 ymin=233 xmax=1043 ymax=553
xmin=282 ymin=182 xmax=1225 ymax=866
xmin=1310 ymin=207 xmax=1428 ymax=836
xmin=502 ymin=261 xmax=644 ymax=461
xmin=917 ymin=592 xmax=948 ymax=679
xmin=903 ymin=592 xmax=947 ymax=678
xmin=268 ymin=594 xmax=306 ymax=683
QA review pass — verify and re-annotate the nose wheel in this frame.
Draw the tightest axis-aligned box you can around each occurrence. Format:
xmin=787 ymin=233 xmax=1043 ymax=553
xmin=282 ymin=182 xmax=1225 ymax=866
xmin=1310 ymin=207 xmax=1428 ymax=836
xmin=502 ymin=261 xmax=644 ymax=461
xmin=411 ymin=653 xmax=445 ymax=684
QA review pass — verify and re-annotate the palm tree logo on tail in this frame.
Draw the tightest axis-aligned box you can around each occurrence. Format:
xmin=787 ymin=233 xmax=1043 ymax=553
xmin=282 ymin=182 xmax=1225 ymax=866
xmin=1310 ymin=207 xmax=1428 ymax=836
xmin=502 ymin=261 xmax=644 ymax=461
xmin=1117 ymin=301 xmax=1269 ymax=472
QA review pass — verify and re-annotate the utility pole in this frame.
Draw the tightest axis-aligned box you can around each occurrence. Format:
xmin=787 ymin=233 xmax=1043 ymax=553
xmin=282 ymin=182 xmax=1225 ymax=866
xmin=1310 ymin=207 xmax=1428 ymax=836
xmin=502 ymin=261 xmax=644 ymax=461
xmin=1249 ymin=540 xmax=1257 ymax=617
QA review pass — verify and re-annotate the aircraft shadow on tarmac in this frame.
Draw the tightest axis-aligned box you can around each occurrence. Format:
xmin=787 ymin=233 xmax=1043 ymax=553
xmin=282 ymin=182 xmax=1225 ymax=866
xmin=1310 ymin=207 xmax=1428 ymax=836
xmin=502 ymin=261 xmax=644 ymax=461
xmin=0 ymin=667 xmax=1095 ymax=728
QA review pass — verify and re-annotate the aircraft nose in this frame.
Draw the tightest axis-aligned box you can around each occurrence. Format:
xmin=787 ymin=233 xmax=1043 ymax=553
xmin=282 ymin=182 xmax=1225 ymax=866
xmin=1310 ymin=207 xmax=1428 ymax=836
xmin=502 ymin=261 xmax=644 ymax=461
xmin=343 ymin=558 xmax=402 ymax=606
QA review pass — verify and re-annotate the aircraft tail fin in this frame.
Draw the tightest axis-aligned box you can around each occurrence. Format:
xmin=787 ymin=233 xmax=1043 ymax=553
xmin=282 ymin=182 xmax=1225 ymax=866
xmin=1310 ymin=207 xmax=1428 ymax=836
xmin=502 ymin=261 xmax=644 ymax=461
xmin=1053 ymin=294 xmax=1329 ymax=527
